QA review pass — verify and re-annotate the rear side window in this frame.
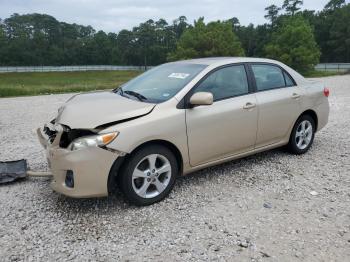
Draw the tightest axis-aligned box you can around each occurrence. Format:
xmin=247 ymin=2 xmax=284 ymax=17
xmin=251 ymin=64 xmax=286 ymax=91
xmin=284 ymin=72 xmax=295 ymax=86
xmin=194 ymin=65 xmax=249 ymax=101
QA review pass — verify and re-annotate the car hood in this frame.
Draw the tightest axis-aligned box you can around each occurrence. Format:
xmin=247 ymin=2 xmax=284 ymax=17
xmin=55 ymin=91 xmax=156 ymax=129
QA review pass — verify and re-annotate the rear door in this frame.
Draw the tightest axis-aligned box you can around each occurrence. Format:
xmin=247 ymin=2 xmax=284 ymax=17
xmin=250 ymin=63 xmax=304 ymax=148
xmin=185 ymin=64 xmax=258 ymax=166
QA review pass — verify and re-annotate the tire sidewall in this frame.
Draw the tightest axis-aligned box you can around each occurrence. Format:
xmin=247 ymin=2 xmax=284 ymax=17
xmin=120 ymin=145 xmax=178 ymax=206
xmin=289 ymin=115 xmax=315 ymax=154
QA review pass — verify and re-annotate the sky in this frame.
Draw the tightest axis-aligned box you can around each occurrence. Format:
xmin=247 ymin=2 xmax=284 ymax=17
xmin=0 ymin=0 xmax=331 ymax=32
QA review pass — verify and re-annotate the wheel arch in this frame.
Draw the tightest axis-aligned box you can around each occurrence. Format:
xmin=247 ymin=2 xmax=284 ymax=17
xmin=300 ymin=109 xmax=318 ymax=131
xmin=131 ymin=139 xmax=184 ymax=174
xmin=107 ymin=139 xmax=184 ymax=194
xmin=286 ymin=109 xmax=319 ymax=145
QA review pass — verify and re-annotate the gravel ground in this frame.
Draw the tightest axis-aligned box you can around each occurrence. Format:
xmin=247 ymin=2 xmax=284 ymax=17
xmin=0 ymin=75 xmax=349 ymax=261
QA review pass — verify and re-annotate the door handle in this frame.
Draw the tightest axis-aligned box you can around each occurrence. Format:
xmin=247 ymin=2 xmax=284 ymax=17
xmin=291 ymin=93 xmax=301 ymax=99
xmin=243 ymin=102 xmax=256 ymax=110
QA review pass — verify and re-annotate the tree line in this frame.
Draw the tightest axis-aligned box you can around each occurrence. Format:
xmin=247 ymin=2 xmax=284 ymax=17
xmin=0 ymin=0 xmax=349 ymax=73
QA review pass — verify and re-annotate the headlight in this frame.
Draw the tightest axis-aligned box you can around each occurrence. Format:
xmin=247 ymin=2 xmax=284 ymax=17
xmin=70 ymin=132 xmax=119 ymax=151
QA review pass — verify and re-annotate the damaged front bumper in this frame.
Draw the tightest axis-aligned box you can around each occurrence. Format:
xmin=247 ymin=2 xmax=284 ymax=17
xmin=37 ymin=126 xmax=120 ymax=198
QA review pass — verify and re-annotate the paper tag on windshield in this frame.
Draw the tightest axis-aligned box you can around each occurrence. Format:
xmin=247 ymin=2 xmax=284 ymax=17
xmin=168 ymin=73 xmax=190 ymax=79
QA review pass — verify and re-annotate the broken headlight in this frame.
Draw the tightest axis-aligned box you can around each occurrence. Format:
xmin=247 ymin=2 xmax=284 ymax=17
xmin=69 ymin=132 xmax=119 ymax=151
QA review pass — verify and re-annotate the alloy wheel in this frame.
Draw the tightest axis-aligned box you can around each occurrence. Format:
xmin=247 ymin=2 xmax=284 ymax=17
xmin=295 ymin=120 xmax=313 ymax=150
xmin=131 ymin=154 xmax=172 ymax=199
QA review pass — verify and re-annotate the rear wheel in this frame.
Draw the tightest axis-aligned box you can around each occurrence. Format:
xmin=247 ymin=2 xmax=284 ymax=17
xmin=119 ymin=145 xmax=178 ymax=206
xmin=288 ymin=115 xmax=315 ymax=154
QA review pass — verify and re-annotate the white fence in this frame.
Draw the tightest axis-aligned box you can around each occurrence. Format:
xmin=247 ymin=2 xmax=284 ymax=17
xmin=0 ymin=65 xmax=150 ymax=73
xmin=315 ymin=63 xmax=350 ymax=72
xmin=0 ymin=63 xmax=349 ymax=73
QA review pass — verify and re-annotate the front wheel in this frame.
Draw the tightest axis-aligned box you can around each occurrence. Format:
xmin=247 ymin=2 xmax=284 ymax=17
xmin=288 ymin=115 xmax=315 ymax=154
xmin=119 ymin=145 xmax=178 ymax=206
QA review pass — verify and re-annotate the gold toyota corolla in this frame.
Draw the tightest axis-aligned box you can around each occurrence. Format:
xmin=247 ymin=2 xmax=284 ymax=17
xmin=37 ymin=57 xmax=330 ymax=205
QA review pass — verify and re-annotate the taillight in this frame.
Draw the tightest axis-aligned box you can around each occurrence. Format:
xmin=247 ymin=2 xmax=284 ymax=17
xmin=323 ymin=87 xmax=330 ymax=97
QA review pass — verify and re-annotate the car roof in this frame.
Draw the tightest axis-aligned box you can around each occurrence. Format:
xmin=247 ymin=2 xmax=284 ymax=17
xmin=174 ymin=57 xmax=280 ymax=66
xmin=170 ymin=56 xmax=307 ymax=86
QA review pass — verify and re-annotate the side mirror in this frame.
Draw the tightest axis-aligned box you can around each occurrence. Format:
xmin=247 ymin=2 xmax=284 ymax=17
xmin=189 ymin=92 xmax=213 ymax=107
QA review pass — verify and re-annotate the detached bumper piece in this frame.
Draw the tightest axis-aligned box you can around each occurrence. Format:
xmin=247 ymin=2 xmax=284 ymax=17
xmin=0 ymin=159 xmax=27 ymax=184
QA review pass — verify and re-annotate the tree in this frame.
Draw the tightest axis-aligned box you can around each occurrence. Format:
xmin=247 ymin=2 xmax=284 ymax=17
xmin=264 ymin=5 xmax=281 ymax=26
xmin=2 ymin=6 xmax=350 ymax=66
xmin=84 ymin=30 xmax=113 ymax=64
xmin=254 ymin=25 xmax=272 ymax=57
xmin=300 ymin=10 xmax=316 ymax=25
xmin=324 ymin=0 xmax=345 ymax=11
xmin=265 ymin=15 xmax=320 ymax=72
xmin=324 ymin=4 xmax=350 ymax=62
xmin=168 ymin=18 xmax=244 ymax=60
xmin=228 ymin=17 xmax=240 ymax=29
xmin=233 ymin=23 xmax=271 ymax=58
xmin=234 ymin=23 xmax=257 ymax=57
xmin=114 ymin=18 xmax=178 ymax=66
xmin=116 ymin=29 xmax=137 ymax=65
xmin=282 ymin=0 xmax=303 ymax=16
xmin=172 ymin=16 xmax=189 ymax=39
xmin=313 ymin=1 xmax=350 ymax=62
xmin=0 ymin=19 xmax=8 ymax=65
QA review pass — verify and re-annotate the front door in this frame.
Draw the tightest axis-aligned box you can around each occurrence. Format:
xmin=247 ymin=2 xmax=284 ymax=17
xmin=185 ymin=64 xmax=258 ymax=166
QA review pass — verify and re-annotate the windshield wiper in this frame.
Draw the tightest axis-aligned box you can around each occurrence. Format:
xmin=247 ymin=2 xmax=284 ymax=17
xmin=114 ymin=86 xmax=123 ymax=94
xmin=124 ymin=90 xmax=148 ymax=102
xmin=115 ymin=87 xmax=148 ymax=102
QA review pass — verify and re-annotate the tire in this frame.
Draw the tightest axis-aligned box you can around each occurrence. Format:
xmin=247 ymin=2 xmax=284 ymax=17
xmin=119 ymin=144 xmax=178 ymax=206
xmin=288 ymin=114 xmax=316 ymax=154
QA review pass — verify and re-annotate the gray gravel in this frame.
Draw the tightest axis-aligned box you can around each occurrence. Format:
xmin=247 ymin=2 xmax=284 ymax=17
xmin=0 ymin=75 xmax=350 ymax=261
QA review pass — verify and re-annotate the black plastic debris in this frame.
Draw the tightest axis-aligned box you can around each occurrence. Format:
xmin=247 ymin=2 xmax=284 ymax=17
xmin=0 ymin=159 xmax=27 ymax=184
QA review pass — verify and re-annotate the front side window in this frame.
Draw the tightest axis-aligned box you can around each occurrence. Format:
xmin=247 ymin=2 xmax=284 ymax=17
xmin=194 ymin=65 xmax=249 ymax=101
xmin=251 ymin=64 xmax=286 ymax=91
xmin=117 ymin=63 xmax=207 ymax=103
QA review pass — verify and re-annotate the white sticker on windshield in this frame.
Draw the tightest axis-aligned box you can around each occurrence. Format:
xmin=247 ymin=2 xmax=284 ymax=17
xmin=168 ymin=73 xmax=190 ymax=79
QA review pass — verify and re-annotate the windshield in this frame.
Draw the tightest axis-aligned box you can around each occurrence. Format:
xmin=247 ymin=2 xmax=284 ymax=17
xmin=116 ymin=63 xmax=207 ymax=103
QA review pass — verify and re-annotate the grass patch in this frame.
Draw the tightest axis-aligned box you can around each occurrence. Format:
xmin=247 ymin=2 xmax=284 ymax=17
xmin=1 ymin=69 xmax=347 ymax=98
xmin=303 ymin=70 xmax=345 ymax=78
xmin=0 ymin=70 xmax=141 ymax=97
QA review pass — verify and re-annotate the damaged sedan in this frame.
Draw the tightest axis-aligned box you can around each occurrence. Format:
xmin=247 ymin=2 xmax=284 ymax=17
xmin=37 ymin=57 xmax=329 ymax=205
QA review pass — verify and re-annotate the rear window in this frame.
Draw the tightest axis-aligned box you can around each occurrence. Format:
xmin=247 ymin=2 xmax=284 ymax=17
xmin=251 ymin=64 xmax=286 ymax=91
